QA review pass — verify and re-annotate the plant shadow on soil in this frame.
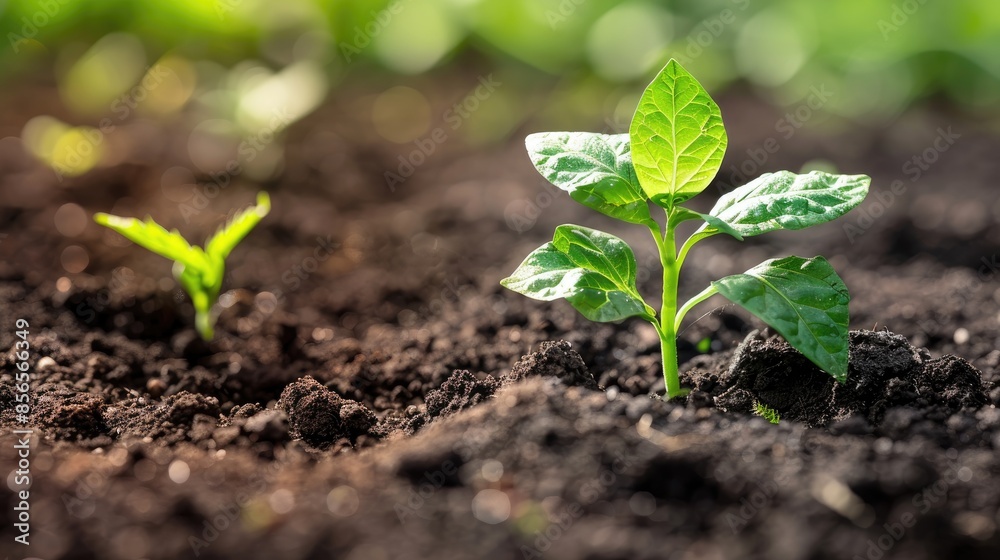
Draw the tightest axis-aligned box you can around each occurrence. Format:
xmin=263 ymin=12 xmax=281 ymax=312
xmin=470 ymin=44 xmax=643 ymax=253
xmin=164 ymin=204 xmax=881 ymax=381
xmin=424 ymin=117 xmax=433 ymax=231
xmin=1 ymin=92 xmax=1000 ymax=559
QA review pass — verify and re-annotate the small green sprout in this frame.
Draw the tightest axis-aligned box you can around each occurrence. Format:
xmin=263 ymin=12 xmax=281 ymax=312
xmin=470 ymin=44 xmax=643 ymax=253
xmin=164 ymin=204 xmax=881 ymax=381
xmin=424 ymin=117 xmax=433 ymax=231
xmin=94 ymin=192 xmax=271 ymax=340
xmin=753 ymin=402 xmax=781 ymax=425
xmin=502 ymin=59 xmax=870 ymax=399
xmin=696 ymin=337 xmax=712 ymax=354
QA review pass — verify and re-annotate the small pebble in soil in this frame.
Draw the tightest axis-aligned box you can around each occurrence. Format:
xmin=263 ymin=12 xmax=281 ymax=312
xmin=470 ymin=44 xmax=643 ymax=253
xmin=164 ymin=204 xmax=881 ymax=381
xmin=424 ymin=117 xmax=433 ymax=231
xmin=472 ymin=489 xmax=511 ymax=524
xmin=167 ymin=460 xmax=190 ymax=484
xmin=481 ymin=460 xmax=504 ymax=482
xmin=954 ymin=327 xmax=970 ymax=345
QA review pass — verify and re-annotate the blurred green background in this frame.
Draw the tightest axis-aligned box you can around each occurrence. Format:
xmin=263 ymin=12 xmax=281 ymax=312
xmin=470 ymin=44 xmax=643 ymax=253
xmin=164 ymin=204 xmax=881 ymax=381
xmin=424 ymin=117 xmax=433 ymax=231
xmin=1 ymin=0 xmax=998 ymax=179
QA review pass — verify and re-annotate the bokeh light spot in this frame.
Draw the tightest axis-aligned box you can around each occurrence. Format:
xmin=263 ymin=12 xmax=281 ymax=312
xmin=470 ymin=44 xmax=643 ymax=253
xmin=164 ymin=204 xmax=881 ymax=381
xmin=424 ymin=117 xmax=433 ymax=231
xmin=168 ymin=460 xmax=190 ymax=484
xmin=472 ymin=489 xmax=511 ymax=524
xmin=736 ymin=10 xmax=809 ymax=87
xmin=374 ymin=3 xmax=460 ymax=74
xmin=327 ymin=486 xmax=360 ymax=517
xmin=60 ymin=245 xmax=89 ymax=273
xmin=21 ymin=116 xmax=102 ymax=177
xmin=372 ymin=86 xmax=432 ymax=143
xmin=588 ymin=2 xmax=673 ymax=82
xmin=54 ymin=203 xmax=88 ymax=237
xmin=138 ymin=55 xmax=198 ymax=116
xmin=60 ymin=33 xmax=147 ymax=116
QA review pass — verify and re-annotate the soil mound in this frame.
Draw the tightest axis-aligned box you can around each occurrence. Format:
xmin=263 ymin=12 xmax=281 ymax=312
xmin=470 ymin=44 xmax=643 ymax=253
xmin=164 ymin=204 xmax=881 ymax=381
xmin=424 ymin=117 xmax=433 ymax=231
xmin=504 ymin=340 xmax=598 ymax=389
xmin=709 ymin=330 xmax=989 ymax=427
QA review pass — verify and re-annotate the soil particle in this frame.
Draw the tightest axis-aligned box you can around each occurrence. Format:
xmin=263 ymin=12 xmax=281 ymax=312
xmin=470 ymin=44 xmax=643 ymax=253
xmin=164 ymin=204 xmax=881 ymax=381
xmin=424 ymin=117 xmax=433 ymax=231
xmin=425 ymin=369 xmax=500 ymax=419
xmin=5 ymin=100 xmax=1000 ymax=560
xmin=105 ymin=391 xmax=221 ymax=443
xmin=277 ymin=375 xmax=378 ymax=448
xmin=34 ymin=385 xmax=107 ymax=440
xmin=215 ymin=406 xmax=290 ymax=447
xmin=712 ymin=330 xmax=990 ymax=427
xmin=402 ymin=369 xmax=501 ymax=434
xmin=504 ymin=340 xmax=598 ymax=389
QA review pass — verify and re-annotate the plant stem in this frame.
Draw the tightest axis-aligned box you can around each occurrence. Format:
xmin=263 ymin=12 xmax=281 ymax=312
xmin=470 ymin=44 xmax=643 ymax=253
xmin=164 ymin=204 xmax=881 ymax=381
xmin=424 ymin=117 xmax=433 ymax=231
xmin=674 ymin=284 xmax=719 ymax=333
xmin=650 ymin=216 xmax=681 ymax=398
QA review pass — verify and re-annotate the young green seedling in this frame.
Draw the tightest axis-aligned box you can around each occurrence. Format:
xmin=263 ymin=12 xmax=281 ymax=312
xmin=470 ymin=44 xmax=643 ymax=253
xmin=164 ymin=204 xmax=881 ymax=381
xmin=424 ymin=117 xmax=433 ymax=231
xmin=94 ymin=192 xmax=271 ymax=340
xmin=502 ymin=59 xmax=870 ymax=399
xmin=753 ymin=402 xmax=781 ymax=425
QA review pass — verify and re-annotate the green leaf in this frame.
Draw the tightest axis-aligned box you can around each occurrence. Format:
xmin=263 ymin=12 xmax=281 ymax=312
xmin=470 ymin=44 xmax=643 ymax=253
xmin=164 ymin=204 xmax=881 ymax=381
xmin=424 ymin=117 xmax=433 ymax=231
xmin=713 ymin=256 xmax=850 ymax=382
xmin=95 ymin=192 xmax=271 ymax=341
xmin=94 ymin=213 xmax=209 ymax=274
xmin=705 ymin=171 xmax=870 ymax=237
xmin=629 ymin=59 xmax=727 ymax=209
xmin=525 ymin=132 xmax=652 ymax=224
xmin=671 ymin=207 xmax=743 ymax=241
xmin=206 ymin=192 xmax=271 ymax=259
xmin=501 ymin=225 xmax=654 ymax=322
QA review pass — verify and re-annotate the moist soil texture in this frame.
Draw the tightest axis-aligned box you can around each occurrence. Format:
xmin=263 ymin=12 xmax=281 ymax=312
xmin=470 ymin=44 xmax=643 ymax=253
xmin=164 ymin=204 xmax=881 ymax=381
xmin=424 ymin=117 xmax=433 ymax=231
xmin=2 ymin=91 xmax=1000 ymax=560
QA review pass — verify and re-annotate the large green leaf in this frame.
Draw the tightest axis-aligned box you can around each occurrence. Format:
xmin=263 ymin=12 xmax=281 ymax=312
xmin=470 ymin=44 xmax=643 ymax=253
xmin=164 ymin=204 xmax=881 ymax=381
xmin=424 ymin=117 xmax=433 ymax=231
xmin=525 ymin=132 xmax=652 ymax=224
xmin=629 ymin=59 xmax=727 ymax=209
xmin=713 ymin=256 xmax=851 ymax=381
xmin=501 ymin=225 xmax=654 ymax=322
xmin=705 ymin=171 xmax=870 ymax=237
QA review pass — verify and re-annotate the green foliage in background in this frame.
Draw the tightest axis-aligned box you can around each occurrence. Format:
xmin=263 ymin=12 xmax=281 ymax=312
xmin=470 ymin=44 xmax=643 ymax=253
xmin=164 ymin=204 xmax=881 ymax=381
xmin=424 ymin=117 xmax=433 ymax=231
xmin=1 ymin=0 xmax=999 ymax=116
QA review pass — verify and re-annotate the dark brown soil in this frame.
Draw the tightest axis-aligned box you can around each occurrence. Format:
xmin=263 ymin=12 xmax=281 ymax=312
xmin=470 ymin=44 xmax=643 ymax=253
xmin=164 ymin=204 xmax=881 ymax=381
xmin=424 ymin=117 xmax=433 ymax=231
xmin=702 ymin=330 xmax=989 ymax=428
xmin=2 ymin=89 xmax=1000 ymax=560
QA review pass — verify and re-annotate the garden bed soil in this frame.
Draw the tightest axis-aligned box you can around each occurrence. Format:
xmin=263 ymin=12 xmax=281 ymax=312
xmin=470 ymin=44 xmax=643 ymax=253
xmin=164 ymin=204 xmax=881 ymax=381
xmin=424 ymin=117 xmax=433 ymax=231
xmin=2 ymin=90 xmax=1000 ymax=559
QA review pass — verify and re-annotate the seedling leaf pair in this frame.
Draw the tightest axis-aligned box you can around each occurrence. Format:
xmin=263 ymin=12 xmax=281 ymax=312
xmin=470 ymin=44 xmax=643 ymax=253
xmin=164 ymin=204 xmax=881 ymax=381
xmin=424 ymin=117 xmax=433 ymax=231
xmin=505 ymin=59 xmax=870 ymax=398
xmin=94 ymin=192 xmax=271 ymax=340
